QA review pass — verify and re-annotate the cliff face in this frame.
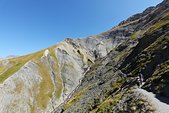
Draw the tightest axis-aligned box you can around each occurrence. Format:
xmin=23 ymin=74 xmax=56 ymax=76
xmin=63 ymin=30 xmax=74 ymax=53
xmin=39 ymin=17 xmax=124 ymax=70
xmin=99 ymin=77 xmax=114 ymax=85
xmin=0 ymin=0 xmax=168 ymax=113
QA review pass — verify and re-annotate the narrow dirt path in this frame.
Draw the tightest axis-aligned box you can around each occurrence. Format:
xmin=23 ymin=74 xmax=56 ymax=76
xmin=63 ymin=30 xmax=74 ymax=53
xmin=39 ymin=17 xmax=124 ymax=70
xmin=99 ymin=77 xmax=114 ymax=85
xmin=134 ymin=88 xmax=169 ymax=113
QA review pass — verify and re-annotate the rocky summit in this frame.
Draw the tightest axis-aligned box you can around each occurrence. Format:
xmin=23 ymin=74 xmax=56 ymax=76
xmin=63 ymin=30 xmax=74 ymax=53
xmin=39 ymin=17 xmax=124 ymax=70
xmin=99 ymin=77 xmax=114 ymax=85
xmin=0 ymin=0 xmax=169 ymax=113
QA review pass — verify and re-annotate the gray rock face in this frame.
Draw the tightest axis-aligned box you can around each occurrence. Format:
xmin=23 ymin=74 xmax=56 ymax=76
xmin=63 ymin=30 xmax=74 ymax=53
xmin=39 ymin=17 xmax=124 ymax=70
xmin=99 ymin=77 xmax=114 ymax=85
xmin=0 ymin=40 xmax=95 ymax=113
xmin=0 ymin=61 xmax=41 ymax=113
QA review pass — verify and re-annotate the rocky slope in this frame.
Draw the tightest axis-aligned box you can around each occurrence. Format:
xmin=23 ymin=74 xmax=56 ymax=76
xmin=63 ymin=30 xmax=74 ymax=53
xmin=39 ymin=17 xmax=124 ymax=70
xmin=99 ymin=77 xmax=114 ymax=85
xmin=0 ymin=40 xmax=96 ymax=113
xmin=0 ymin=0 xmax=168 ymax=113
xmin=53 ymin=0 xmax=169 ymax=113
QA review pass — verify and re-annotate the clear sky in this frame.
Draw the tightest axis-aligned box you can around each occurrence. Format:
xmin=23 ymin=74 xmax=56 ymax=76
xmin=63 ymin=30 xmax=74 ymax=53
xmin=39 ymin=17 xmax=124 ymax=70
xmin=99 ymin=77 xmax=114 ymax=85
xmin=0 ymin=0 xmax=163 ymax=57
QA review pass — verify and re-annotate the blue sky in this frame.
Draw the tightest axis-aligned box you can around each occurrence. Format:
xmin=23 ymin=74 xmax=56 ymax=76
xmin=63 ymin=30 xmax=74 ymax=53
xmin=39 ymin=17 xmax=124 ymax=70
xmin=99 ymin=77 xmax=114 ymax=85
xmin=0 ymin=0 xmax=163 ymax=57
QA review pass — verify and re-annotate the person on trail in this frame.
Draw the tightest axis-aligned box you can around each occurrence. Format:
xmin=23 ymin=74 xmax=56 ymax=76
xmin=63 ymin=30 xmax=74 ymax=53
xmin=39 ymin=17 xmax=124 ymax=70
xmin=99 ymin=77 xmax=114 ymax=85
xmin=139 ymin=73 xmax=144 ymax=86
xmin=136 ymin=76 xmax=140 ymax=87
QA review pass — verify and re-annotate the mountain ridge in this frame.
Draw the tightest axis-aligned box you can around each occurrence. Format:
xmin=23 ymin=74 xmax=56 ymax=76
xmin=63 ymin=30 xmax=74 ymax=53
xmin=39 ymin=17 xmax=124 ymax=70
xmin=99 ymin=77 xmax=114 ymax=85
xmin=0 ymin=0 xmax=168 ymax=113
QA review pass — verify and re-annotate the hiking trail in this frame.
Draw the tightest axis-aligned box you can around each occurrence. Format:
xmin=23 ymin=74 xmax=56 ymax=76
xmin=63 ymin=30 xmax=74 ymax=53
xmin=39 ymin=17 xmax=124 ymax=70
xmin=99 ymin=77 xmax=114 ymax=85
xmin=134 ymin=88 xmax=169 ymax=113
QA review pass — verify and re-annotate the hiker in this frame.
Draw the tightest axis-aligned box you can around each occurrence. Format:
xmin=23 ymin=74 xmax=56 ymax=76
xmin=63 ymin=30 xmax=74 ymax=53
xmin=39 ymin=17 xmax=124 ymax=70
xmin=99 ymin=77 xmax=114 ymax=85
xmin=136 ymin=76 xmax=140 ymax=87
xmin=139 ymin=73 xmax=144 ymax=86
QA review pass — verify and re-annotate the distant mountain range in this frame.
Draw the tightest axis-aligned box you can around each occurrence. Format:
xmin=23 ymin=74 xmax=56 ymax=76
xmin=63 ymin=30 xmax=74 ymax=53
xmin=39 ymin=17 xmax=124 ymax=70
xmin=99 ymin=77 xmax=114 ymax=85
xmin=0 ymin=55 xmax=17 ymax=59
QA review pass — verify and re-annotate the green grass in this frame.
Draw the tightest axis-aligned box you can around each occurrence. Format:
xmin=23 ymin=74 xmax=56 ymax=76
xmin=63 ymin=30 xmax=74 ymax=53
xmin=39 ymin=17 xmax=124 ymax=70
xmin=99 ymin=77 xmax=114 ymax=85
xmin=153 ymin=60 xmax=169 ymax=76
xmin=90 ymin=93 xmax=122 ymax=113
xmin=0 ymin=66 xmax=7 ymax=73
xmin=130 ymin=31 xmax=141 ymax=40
xmin=64 ymin=86 xmax=90 ymax=109
xmin=0 ymin=44 xmax=64 ymax=109
xmin=130 ymin=34 xmax=169 ymax=76
xmin=144 ymin=60 xmax=169 ymax=94
xmin=0 ymin=62 xmax=25 ymax=83
xmin=112 ymin=77 xmax=125 ymax=90
xmin=0 ymin=50 xmax=44 ymax=83
xmin=112 ymin=19 xmax=140 ymax=31
xmin=148 ymin=20 xmax=169 ymax=34
xmin=128 ymin=12 xmax=169 ymax=76
xmin=52 ymin=60 xmax=63 ymax=99
xmin=146 ymin=12 xmax=169 ymax=34
xmin=48 ymin=47 xmax=64 ymax=98
xmin=36 ymin=61 xmax=54 ymax=109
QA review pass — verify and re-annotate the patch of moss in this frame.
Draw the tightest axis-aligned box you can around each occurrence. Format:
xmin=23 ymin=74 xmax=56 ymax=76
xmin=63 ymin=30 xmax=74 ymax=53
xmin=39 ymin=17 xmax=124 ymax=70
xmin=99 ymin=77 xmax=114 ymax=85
xmin=91 ymin=93 xmax=122 ymax=113
xmin=64 ymin=86 xmax=90 ymax=109
xmin=153 ymin=60 xmax=169 ymax=76
xmin=112 ymin=77 xmax=125 ymax=91
xmin=130 ymin=31 xmax=141 ymax=40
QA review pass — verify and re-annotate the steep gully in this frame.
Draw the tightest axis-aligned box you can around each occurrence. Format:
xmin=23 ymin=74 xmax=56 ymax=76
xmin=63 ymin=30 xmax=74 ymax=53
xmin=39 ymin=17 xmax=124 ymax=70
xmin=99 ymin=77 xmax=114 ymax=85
xmin=51 ymin=66 xmax=91 ymax=113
